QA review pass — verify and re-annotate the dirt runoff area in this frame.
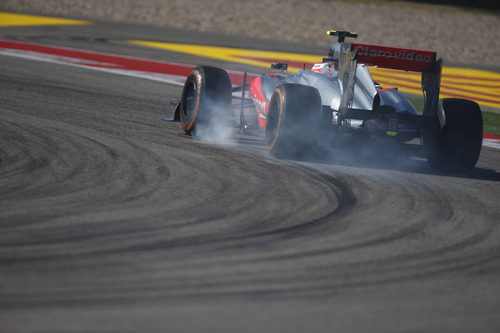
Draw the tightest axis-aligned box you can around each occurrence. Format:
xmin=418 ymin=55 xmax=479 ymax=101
xmin=1 ymin=0 xmax=499 ymax=69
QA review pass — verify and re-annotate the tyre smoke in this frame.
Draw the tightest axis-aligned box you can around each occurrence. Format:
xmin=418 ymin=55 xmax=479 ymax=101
xmin=191 ymin=96 xmax=236 ymax=146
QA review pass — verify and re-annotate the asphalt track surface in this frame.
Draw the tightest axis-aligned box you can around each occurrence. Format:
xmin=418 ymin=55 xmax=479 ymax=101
xmin=1 ymin=20 xmax=500 ymax=332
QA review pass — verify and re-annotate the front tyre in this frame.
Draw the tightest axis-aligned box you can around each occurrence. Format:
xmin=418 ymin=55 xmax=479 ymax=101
xmin=266 ymin=84 xmax=322 ymax=159
xmin=179 ymin=66 xmax=232 ymax=135
xmin=425 ymin=98 xmax=483 ymax=174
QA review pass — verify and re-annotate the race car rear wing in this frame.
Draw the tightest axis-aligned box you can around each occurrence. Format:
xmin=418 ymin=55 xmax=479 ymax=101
xmin=331 ymin=31 xmax=443 ymax=127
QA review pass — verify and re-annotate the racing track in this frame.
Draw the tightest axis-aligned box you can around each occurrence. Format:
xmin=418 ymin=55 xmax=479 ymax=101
xmin=1 ymin=20 xmax=500 ymax=332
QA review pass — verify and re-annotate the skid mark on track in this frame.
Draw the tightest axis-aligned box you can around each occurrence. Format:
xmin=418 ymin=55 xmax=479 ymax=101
xmin=1 ymin=28 xmax=500 ymax=309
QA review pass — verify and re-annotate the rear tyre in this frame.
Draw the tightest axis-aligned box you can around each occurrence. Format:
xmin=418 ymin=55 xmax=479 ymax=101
xmin=425 ymin=98 xmax=483 ymax=174
xmin=266 ymin=84 xmax=323 ymax=159
xmin=179 ymin=66 xmax=232 ymax=136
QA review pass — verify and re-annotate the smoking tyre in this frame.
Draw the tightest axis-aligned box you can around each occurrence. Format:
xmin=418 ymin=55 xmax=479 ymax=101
xmin=266 ymin=84 xmax=323 ymax=158
xmin=179 ymin=66 xmax=232 ymax=136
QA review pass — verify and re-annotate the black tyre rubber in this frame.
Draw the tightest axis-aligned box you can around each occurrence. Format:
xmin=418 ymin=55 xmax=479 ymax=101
xmin=179 ymin=66 xmax=232 ymax=135
xmin=425 ymin=98 xmax=483 ymax=174
xmin=266 ymin=84 xmax=322 ymax=158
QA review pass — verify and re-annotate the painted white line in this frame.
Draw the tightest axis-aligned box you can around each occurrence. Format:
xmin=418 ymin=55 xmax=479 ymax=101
xmin=483 ymin=138 xmax=500 ymax=149
xmin=0 ymin=48 xmax=186 ymax=86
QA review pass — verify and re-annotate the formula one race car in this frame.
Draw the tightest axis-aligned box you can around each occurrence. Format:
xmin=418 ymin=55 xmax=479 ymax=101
xmin=173 ymin=30 xmax=483 ymax=173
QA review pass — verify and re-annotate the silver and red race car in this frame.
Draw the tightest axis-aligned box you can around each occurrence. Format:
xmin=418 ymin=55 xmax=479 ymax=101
xmin=173 ymin=30 xmax=483 ymax=173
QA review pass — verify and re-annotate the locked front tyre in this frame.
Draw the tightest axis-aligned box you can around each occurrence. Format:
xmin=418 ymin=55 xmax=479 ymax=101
xmin=178 ymin=66 xmax=232 ymax=136
xmin=425 ymin=98 xmax=483 ymax=174
xmin=266 ymin=83 xmax=323 ymax=159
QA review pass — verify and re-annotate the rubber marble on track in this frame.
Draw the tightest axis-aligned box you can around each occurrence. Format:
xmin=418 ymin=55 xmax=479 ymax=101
xmin=1 ymin=46 xmax=500 ymax=332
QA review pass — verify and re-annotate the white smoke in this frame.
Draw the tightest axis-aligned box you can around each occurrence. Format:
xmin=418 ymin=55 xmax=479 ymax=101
xmin=191 ymin=97 xmax=236 ymax=146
